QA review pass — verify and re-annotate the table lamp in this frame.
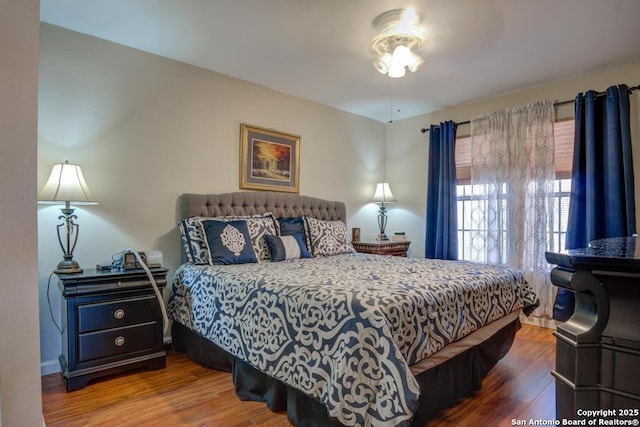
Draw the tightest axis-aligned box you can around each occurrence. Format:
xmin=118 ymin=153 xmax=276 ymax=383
xmin=372 ymin=182 xmax=396 ymax=241
xmin=38 ymin=161 xmax=98 ymax=274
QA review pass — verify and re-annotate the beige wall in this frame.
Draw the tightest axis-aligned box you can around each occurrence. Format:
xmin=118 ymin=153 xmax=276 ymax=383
xmin=37 ymin=23 xmax=640 ymax=376
xmin=387 ymin=61 xmax=640 ymax=258
xmin=37 ymin=24 xmax=385 ymax=373
xmin=0 ymin=0 xmax=42 ymax=425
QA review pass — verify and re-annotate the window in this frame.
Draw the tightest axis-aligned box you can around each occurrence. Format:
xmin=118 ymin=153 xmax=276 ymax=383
xmin=455 ymin=120 xmax=574 ymax=261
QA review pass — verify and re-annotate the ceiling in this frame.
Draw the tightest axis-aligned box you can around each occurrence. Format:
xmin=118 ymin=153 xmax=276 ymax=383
xmin=40 ymin=0 xmax=640 ymax=123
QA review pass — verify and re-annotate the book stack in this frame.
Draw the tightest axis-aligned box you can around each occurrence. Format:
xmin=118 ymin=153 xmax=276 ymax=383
xmin=391 ymin=232 xmax=407 ymax=242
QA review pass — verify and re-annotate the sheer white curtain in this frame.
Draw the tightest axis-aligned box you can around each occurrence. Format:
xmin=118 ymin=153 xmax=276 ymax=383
xmin=469 ymin=100 xmax=556 ymax=319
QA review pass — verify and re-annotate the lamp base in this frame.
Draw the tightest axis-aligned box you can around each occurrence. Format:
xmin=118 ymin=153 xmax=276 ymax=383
xmin=376 ymin=234 xmax=389 ymax=241
xmin=54 ymin=259 xmax=83 ymax=274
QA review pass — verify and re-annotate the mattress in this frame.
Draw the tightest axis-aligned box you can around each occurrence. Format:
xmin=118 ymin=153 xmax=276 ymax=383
xmin=168 ymin=252 xmax=537 ymax=426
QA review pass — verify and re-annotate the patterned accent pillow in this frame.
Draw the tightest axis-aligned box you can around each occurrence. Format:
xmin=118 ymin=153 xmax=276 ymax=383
xmin=303 ymin=217 xmax=355 ymax=257
xmin=264 ymin=234 xmax=312 ymax=262
xmin=201 ymin=219 xmax=257 ymax=265
xmin=178 ymin=216 xmax=209 ymax=264
xmin=179 ymin=213 xmax=277 ymax=264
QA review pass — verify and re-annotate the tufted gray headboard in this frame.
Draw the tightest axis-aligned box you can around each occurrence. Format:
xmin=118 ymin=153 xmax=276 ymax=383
xmin=180 ymin=191 xmax=346 ymax=222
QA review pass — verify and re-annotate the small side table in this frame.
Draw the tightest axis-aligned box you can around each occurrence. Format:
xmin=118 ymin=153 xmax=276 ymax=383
xmin=56 ymin=267 xmax=168 ymax=391
xmin=352 ymin=240 xmax=410 ymax=257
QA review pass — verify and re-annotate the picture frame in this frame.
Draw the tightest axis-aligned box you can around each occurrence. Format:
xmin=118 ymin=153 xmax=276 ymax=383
xmin=240 ymin=124 xmax=300 ymax=193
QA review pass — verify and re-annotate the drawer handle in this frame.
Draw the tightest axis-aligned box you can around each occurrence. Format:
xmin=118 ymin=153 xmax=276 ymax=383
xmin=114 ymin=309 xmax=125 ymax=319
xmin=114 ymin=336 xmax=125 ymax=346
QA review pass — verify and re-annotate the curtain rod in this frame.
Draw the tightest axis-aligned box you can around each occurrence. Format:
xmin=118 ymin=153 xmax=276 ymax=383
xmin=420 ymin=84 xmax=640 ymax=133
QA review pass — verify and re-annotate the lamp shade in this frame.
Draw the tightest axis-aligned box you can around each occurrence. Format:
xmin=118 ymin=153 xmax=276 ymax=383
xmin=372 ymin=182 xmax=397 ymax=204
xmin=38 ymin=161 xmax=97 ymax=205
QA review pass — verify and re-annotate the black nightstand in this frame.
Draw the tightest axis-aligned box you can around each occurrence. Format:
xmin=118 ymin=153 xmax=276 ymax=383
xmin=56 ymin=267 xmax=168 ymax=391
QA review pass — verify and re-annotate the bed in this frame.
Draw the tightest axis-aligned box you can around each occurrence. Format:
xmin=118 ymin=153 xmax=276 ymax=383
xmin=167 ymin=191 xmax=538 ymax=427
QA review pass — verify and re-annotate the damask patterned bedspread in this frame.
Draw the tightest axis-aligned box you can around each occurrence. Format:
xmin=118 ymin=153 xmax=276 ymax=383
xmin=168 ymin=253 xmax=538 ymax=427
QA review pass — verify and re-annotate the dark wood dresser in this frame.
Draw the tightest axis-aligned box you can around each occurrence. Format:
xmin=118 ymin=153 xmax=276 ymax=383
xmin=546 ymin=237 xmax=640 ymax=420
xmin=56 ymin=267 xmax=168 ymax=391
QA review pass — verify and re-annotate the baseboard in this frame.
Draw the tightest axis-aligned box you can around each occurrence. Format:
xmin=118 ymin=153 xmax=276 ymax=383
xmin=41 ymin=359 xmax=60 ymax=376
xmin=520 ymin=313 xmax=557 ymax=329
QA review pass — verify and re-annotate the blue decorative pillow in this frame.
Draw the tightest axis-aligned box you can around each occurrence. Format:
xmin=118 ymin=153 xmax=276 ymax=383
xmin=277 ymin=217 xmax=306 ymax=235
xmin=264 ymin=234 xmax=312 ymax=262
xmin=201 ymin=219 xmax=257 ymax=265
xmin=277 ymin=217 xmax=311 ymax=253
xmin=179 ymin=213 xmax=277 ymax=264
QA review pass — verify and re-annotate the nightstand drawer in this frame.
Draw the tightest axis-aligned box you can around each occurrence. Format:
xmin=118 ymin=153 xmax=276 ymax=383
xmin=78 ymin=323 xmax=157 ymax=362
xmin=77 ymin=295 xmax=157 ymax=333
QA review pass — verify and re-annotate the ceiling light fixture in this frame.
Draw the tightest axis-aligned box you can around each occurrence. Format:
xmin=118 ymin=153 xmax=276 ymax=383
xmin=371 ymin=9 xmax=425 ymax=78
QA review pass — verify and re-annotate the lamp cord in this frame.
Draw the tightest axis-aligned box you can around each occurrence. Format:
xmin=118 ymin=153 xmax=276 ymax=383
xmin=121 ymin=249 xmax=170 ymax=336
xmin=47 ymin=272 xmax=64 ymax=335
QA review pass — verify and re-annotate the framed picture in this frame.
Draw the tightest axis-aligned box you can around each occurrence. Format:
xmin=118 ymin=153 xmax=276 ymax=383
xmin=240 ymin=124 xmax=300 ymax=193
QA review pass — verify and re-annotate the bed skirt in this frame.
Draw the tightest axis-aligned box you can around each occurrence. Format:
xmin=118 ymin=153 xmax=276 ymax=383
xmin=171 ymin=317 xmax=520 ymax=427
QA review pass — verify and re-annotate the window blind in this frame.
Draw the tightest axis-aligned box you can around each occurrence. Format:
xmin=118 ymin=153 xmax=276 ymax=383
xmin=454 ymin=119 xmax=574 ymax=183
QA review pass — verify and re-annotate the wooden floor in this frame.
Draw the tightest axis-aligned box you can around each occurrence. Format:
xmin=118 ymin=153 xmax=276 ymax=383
xmin=42 ymin=324 xmax=555 ymax=427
